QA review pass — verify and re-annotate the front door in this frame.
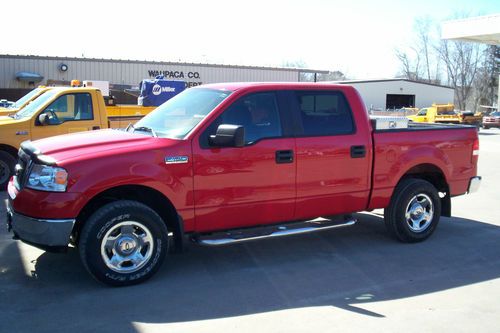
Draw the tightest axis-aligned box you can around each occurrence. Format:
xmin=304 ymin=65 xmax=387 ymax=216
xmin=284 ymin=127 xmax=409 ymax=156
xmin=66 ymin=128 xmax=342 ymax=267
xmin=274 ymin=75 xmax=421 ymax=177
xmin=30 ymin=93 xmax=98 ymax=140
xmin=192 ymin=91 xmax=296 ymax=232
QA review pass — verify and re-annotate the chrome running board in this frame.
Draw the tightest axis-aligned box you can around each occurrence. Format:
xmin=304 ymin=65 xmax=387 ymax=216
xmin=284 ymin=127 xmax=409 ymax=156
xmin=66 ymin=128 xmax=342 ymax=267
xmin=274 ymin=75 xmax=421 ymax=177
xmin=193 ymin=217 xmax=357 ymax=246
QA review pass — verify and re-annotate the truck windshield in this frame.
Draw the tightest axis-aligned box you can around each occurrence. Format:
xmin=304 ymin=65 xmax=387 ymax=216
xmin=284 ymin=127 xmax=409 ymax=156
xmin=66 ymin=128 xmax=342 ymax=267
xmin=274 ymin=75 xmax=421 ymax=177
xmin=14 ymin=90 xmax=59 ymax=119
xmin=10 ymin=88 xmax=43 ymax=109
xmin=132 ymin=88 xmax=232 ymax=139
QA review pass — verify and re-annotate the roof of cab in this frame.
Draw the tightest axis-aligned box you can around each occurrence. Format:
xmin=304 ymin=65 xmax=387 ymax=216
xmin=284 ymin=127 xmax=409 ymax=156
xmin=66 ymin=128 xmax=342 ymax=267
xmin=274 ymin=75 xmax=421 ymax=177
xmin=198 ymin=82 xmax=350 ymax=92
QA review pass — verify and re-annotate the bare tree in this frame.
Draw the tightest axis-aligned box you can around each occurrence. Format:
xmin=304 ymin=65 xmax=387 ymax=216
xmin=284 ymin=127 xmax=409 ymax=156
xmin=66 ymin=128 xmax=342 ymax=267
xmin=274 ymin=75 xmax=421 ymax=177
xmin=282 ymin=59 xmax=308 ymax=69
xmin=396 ymin=15 xmax=489 ymax=110
xmin=468 ymin=46 xmax=499 ymax=112
xmin=437 ymin=39 xmax=483 ymax=110
xmin=282 ymin=60 xmax=347 ymax=82
xmin=395 ymin=47 xmax=423 ymax=80
xmin=316 ymin=70 xmax=347 ymax=82
xmin=396 ymin=17 xmax=444 ymax=84
xmin=414 ymin=17 xmax=433 ymax=81
xmin=282 ymin=60 xmax=315 ymax=82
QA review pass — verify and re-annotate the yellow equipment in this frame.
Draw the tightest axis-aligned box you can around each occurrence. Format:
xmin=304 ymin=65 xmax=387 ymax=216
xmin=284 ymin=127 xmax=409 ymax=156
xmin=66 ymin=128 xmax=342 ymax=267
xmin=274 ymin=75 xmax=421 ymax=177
xmin=407 ymin=103 xmax=482 ymax=126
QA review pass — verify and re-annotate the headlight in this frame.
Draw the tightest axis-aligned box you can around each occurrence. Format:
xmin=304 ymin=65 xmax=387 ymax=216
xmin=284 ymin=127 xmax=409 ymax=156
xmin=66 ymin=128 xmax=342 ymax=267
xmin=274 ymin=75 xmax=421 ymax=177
xmin=27 ymin=164 xmax=68 ymax=192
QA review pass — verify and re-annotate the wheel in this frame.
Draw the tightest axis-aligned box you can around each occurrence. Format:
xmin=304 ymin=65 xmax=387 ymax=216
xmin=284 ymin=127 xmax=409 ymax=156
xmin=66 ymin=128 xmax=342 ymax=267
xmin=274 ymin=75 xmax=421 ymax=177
xmin=384 ymin=178 xmax=441 ymax=243
xmin=79 ymin=200 xmax=168 ymax=286
xmin=0 ymin=151 xmax=16 ymax=190
xmin=483 ymin=125 xmax=489 ymax=130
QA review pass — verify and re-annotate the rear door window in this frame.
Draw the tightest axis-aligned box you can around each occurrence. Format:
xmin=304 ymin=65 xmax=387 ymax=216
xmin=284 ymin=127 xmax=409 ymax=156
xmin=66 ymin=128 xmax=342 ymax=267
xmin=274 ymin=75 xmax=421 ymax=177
xmin=295 ymin=91 xmax=354 ymax=136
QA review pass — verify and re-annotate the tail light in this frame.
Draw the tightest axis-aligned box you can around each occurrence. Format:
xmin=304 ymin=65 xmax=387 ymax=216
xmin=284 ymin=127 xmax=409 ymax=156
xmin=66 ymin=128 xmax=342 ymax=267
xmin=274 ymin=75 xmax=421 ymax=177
xmin=472 ymin=137 xmax=480 ymax=156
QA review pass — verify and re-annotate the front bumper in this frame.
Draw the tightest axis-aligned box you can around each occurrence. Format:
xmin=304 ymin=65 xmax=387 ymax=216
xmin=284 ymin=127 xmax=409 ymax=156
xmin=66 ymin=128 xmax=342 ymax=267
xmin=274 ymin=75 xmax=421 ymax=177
xmin=467 ymin=176 xmax=481 ymax=194
xmin=5 ymin=199 xmax=75 ymax=250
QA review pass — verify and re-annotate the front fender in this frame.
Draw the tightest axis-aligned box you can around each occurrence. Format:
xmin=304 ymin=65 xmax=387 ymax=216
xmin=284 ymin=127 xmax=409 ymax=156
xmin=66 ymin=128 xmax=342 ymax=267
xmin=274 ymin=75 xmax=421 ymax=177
xmin=65 ymin=150 xmax=194 ymax=217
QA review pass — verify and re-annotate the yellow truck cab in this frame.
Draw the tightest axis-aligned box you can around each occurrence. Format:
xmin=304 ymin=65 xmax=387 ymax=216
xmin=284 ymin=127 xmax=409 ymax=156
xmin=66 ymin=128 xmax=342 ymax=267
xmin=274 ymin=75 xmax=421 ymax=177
xmin=0 ymin=86 xmax=52 ymax=116
xmin=0 ymin=86 xmax=155 ymax=188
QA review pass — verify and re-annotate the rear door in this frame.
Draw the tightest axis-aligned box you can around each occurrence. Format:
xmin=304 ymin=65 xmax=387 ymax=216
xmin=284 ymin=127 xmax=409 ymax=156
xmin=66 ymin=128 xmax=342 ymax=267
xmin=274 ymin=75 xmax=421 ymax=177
xmin=192 ymin=91 xmax=296 ymax=232
xmin=292 ymin=90 xmax=371 ymax=220
xmin=30 ymin=93 xmax=99 ymax=140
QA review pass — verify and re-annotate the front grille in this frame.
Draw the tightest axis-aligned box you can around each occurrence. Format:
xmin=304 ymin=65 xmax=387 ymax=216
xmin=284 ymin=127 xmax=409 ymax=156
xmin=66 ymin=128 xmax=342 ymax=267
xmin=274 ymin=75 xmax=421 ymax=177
xmin=14 ymin=148 xmax=32 ymax=190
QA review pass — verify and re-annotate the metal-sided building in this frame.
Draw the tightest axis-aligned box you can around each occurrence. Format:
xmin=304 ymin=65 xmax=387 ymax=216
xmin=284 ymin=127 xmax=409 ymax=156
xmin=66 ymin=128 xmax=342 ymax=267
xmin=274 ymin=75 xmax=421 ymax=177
xmin=336 ymin=79 xmax=455 ymax=111
xmin=0 ymin=54 xmax=327 ymax=103
xmin=0 ymin=55 xmax=456 ymax=109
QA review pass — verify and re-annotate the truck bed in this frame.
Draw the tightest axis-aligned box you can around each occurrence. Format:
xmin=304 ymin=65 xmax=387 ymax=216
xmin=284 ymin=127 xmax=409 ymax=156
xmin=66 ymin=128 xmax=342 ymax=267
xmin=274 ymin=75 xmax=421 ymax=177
xmin=369 ymin=121 xmax=478 ymax=209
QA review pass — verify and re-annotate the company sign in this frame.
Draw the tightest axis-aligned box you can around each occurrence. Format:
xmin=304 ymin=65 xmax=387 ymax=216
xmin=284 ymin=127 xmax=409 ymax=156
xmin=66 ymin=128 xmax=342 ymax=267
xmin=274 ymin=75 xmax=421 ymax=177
xmin=148 ymin=69 xmax=203 ymax=87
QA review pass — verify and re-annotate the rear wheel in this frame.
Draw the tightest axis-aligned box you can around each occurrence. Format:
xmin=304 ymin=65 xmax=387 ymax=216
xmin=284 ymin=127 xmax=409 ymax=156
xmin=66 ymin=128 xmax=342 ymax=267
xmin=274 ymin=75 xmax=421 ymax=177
xmin=79 ymin=200 xmax=168 ymax=286
xmin=384 ymin=178 xmax=441 ymax=242
xmin=0 ymin=151 xmax=16 ymax=190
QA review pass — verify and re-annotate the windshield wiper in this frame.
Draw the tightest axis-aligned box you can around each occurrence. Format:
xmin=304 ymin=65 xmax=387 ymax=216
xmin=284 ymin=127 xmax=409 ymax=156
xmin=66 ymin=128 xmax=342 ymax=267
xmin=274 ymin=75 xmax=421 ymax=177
xmin=127 ymin=123 xmax=158 ymax=137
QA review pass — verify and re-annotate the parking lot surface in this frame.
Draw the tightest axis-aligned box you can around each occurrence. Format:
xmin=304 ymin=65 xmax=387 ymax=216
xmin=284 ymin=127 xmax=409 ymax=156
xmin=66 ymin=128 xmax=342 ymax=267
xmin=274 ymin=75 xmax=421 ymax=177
xmin=1 ymin=129 xmax=499 ymax=333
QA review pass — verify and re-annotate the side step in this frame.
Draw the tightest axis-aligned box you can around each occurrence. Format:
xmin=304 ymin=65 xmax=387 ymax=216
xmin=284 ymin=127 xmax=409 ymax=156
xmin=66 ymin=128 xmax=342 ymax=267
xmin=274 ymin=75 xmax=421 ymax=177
xmin=193 ymin=217 xmax=357 ymax=246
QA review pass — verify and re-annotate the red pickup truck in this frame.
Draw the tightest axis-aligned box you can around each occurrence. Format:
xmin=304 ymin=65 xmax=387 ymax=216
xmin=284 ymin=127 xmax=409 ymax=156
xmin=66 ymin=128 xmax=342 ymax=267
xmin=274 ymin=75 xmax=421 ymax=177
xmin=5 ymin=82 xmax=481 ymax=286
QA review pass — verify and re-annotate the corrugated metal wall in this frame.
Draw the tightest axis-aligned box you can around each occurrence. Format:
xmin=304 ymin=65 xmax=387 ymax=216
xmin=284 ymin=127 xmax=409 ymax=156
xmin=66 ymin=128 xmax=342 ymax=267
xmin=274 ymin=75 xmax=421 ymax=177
xmin=0 ymin=55 xmax=300 ymax=89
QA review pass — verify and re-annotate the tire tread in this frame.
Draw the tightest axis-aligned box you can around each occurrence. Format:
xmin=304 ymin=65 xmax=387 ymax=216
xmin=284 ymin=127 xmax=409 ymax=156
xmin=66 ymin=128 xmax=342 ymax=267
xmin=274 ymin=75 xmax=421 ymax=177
xmin=79 ymin=200 xmax=168 ymax=286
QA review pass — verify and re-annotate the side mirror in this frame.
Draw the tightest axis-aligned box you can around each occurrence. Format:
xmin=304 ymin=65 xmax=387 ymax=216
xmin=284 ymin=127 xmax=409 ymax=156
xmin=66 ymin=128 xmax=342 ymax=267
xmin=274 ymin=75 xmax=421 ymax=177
xmin=208 ymin=124 xmax=245 ymax=148
xmin=38 ymin=113 xmax=49 ymax=126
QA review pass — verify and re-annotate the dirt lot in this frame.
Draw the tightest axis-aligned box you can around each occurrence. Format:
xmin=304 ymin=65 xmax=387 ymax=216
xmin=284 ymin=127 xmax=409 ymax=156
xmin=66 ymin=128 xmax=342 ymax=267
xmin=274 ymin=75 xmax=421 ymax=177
xmin=1 ymin=129 xmax=499 ymax=333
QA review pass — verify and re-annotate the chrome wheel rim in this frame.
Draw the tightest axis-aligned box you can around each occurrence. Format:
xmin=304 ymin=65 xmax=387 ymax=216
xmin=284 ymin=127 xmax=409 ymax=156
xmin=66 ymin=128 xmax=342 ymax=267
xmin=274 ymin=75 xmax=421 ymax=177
xmin=405 ymin=193 xmax=434 ymax=232
xmin=100 ymin=221 xmax=154 ymax=273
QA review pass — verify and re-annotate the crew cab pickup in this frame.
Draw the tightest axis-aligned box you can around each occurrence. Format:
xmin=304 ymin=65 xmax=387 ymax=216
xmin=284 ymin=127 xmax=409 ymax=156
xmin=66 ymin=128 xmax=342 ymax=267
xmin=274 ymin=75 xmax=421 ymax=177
xmin=0 ymin=87 xmax=155 ymax=188
xmin=5 ymin=82 xmax=481 ymax=286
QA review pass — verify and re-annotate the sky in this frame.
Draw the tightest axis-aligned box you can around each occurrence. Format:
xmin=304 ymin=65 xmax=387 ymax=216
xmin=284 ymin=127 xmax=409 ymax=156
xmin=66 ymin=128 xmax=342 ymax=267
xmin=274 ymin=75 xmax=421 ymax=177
xmin=2 ymin=0 xmax=499 ymax=79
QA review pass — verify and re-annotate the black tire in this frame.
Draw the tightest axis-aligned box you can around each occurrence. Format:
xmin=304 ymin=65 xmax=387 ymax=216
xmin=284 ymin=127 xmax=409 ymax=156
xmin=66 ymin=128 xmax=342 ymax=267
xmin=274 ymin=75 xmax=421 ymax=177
xmin=79 ymin=200 xmax=168 ymax=286
xmin=384 ymin=178 xmax=441 ymax=243
xmin=483 ymin=125 xmax=489 ymax=130
xmin=0 ymin=151 xmax=16 ymax=190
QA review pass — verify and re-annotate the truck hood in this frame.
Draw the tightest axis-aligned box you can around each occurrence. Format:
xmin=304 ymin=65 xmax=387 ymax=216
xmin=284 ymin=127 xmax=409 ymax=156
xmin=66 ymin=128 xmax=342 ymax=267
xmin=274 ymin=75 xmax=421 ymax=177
xmin=0 ymin=115 xmax=26 ymax=125
xmin=31 ymin=129 xmax=179 ymax=164
xmin=0 ymin=108 xmax=18 ymax=116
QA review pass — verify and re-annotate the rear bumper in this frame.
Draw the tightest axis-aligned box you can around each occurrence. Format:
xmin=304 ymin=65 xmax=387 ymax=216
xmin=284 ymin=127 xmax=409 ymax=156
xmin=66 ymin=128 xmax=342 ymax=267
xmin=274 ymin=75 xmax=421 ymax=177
xmin=467 ymin=176 xmax=481 ymax=194
xmin=5 ymin=199 xmax=75 ymax=251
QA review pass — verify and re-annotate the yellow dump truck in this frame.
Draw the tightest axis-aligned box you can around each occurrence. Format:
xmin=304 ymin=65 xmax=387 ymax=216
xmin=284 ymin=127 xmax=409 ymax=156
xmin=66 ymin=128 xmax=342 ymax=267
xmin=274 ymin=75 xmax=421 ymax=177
xmin=0 ymin=86 xmax=155 ymax=187
xmin=407 ymin=103 xmax=482 ymax=126
xmin=0 ymin=86 xmax=53 ymax=116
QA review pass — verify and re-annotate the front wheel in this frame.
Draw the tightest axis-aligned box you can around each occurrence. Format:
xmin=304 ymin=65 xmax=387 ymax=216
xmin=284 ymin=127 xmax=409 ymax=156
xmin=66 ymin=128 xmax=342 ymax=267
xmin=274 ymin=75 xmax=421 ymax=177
xmin=384 ymin=178 xmax=441 ymax=243
xmin=79 ymin=200 xmax=168 ymax=286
